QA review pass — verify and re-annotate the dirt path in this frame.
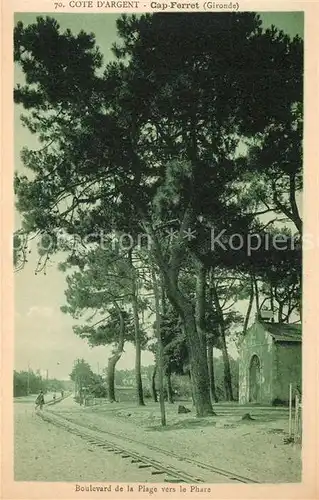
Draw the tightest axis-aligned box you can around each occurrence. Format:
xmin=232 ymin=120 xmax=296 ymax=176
xmin=14 ymin=402 xmax=154 ymax=482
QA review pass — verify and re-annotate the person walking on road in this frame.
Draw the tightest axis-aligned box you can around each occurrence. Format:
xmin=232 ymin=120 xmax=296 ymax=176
xmin=35 ymin=390 xmax=45 ymax=411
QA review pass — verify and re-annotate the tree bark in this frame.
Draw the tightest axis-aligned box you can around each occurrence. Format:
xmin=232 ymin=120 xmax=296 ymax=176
xmin=188 ymin=370 xmax=195 ymax=406
xmin=106 ymin=354 xmax=121 ymax=402
xmin=207 ymin=338 xmax=218 ymax=403
xmin=195 ymin=261 xmax=206 ymax=338
xmin=243 ymin=274 xmax=254 ymax=335
xmin=151 ymin=364 xmax=158 ymax=403
xmin=184 ymin=311 xmax=215 ymax=415
xmin=106 ymin=301 xmax=125 ymax=403
xmin=141 ymin=213 xmax=214 ymax=417
xmin=157 ymin=262 xmax=214 ymax=416
xmin=129 ymin=251 xmax=145 ymax=406
xmin=166 ymin=368 xmax=174 ymax=404
xmin=210 ymin=274 xmax=234 ymax=401
xmin=132 ymin=293 xmax=145 ymax=406
xmin=253 ymin=274 xmax=260 ymax=316
xmin=270 ymin=286 xmax=275 ymax=321
xmin=193 ymin=260 xmax=217 ymax=414
xmin=219 ymin=327 xmax=234 ymax=401
xmin=151 ymin=266 xmax=166 ymax=426
xmin=288 ymin=173 xmax=302 ymax=235
xmin=278 ymin=302 xmax=284 ymax=323
xmin=272 ymin=174 xmax=302 ymax=235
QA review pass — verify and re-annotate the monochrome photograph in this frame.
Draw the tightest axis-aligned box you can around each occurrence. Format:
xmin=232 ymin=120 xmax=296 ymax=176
xmin=13 ymin=11 xmax=303 ymax=484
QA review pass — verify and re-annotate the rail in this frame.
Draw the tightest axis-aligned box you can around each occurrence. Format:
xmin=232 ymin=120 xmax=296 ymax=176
xmin=38 ymin=407 xmax=259 ymax=484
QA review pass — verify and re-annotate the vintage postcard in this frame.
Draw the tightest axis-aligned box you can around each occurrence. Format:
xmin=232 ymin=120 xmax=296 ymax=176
xmin=1 ymin=0 xmax=319 ymax=499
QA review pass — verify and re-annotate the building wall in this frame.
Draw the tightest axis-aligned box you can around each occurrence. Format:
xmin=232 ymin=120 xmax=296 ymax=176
xmin=272 ymin=342 xmax=302 ymax=403
xmin=238 ymin=322 xmax=274 ymax=404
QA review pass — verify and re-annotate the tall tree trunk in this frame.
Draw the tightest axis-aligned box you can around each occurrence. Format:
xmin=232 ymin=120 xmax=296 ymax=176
xmin=161 ymin=277 xmax=167 ymax=315
xmin=210 ymin=274 xmax=234 ymax=402
xmin=166 ymin=367 xmax=174 ymax=404
xmin=207 ymin=338 xmax=218 ymax=403
xmin=129 ymin=251 xmax=145 ymax=406
xmin=219 ymin=327 xmax=234 ymax=401
xmin=161 ymin=279 xmax=173 ymax=404
xmin=184 ymin=310 xmax=215 ymax=416
xmin=151 ymin=266 xmax=166 ymax=426
xmin=106 ymin=354 xmax=120 ymax=402
xmin=132 ymin=293 xmax=145 ymax=406
xmin=106 ymin=302 xmax=125 ymax=402
xmin=195 ymin=261 xmax=206 ymax=338
xmin=288 ymin=173 xmax=302 ymax=235
xmin=188 ymin=370 xmax=195 ymax=406
xmin=151 ymin=364 xmax=158 ymax=403
xmin=193 ymin=261 xmax=217 ymax=414
xmin=141 ymin=213 xmax=214 ymax=417
xmin=270 ymin=286 xmax=275 ymax=321
xmin=274 ymin=287 xmax=284 ymax=323
xmin=243 ymin=274 xmax=254 ymax=334
xmin=253 ymin=274 xmax=260 ymax=316
xmin=206 ymin=270 xmax=219 ymax=403
xmin=278 ymin=302 xmax=284 ymax=323
xmin=162 ymin=282 xmax=213 ymax=416
xmin=157 ymin=265 xmax=214 ymax=416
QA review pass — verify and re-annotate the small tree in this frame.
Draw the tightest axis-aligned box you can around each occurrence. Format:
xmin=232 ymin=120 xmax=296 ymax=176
xmin=61 ymin=245 xmax=148 ymax=403
xmin=70 ymin=359 xmax=94 ymax=401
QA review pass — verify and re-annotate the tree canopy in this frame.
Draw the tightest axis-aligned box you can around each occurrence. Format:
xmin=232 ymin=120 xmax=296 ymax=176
xmin=14 ymin=13 xmax=303 ymax=416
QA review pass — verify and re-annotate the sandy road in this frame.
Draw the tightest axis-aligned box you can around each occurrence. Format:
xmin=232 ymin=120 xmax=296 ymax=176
xmin=14 ymin=400 xmax=154 ymax=482
xmin=50 ymin=400 xmax=302 ymax=483
xmin=14 ymin=396 xmax=302 ymax=483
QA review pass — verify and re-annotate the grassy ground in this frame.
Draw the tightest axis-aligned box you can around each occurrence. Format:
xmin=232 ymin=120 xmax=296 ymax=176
xmin=52 ymin=399 xmax=302 ymax=483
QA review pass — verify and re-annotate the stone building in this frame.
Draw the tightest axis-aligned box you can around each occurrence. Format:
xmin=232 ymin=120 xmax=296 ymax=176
xmin=238 ymin=320 xmax=302 ymax=405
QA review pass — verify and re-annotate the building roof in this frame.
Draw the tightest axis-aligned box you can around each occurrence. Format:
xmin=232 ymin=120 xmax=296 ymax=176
xmin=262 ymin=321 xmax=302 ymax=342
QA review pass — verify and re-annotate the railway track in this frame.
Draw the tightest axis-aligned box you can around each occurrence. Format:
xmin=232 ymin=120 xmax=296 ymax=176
xmin=39 ymin=408 xmax=259 ymax=484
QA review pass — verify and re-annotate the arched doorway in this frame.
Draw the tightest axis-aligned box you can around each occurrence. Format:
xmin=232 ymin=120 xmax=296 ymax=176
xmin=249 ymin=355 xmax=261 ymax=403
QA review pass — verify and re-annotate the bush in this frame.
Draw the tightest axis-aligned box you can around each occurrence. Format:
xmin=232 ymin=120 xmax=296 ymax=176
xmin=13 ymin=370 xmax=44 ymax=396
xmin=170 ymin=375 xmax=192 ymax=400
xmin=90 ymin=383 xmax=108 ymax=398
xmin=143 ymin=387 xmax=152 ymax=398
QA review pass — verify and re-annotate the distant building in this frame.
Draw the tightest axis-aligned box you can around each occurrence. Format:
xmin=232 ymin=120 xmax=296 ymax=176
xmin=239 ymin=320 xmax=302 ymax=405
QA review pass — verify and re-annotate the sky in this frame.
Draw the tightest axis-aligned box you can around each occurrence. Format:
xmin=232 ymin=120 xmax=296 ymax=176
xmin=14 ymin=11 xmax=304 ymax=380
